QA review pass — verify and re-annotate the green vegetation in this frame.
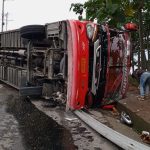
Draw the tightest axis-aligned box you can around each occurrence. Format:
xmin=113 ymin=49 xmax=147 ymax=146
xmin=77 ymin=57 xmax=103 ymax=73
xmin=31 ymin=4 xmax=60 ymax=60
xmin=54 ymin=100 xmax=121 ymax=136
xmin=128 ymin=75 xmax=139 ymax=87
xmin=70 ymin=0 xmax=150 ymax=71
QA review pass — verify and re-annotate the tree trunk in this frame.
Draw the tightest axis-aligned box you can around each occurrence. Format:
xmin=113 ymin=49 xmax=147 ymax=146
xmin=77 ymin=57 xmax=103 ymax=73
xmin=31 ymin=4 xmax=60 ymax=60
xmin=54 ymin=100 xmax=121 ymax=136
xmin=131 ymin=52 xmax=134 ymax=73
xmin=148 ymin=50 xmax=150 ymax=71
xmin=146 ymin=26 xmax=150 ymax=71
xmin=138 ymin=9 xmax=147 ymax=70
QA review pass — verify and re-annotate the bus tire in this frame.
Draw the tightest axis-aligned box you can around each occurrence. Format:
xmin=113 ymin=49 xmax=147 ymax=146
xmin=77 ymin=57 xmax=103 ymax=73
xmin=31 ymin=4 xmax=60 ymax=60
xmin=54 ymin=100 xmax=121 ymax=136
xmin=20 ymin=25 xmax=46 ymax=40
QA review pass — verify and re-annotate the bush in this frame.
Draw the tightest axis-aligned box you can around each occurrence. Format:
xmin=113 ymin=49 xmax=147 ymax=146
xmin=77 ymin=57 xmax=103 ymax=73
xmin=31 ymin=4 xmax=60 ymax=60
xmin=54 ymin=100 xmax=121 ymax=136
xmin=128 ymin=75 xmax=139 ymax=87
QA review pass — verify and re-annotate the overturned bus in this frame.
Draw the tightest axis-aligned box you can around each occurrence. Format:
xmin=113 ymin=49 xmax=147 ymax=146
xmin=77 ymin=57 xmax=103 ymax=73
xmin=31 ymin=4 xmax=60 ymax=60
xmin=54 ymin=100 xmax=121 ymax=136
xmin=0 ymin=20 xmax=136 ymax=110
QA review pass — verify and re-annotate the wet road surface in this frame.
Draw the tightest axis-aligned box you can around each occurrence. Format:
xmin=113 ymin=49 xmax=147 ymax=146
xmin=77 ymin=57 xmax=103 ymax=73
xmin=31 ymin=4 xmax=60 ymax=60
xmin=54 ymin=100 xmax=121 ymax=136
xmin=0 ymin=85 xmax=75 ymax=150
xmin=0 ymin=84 xmax=120 ymax=150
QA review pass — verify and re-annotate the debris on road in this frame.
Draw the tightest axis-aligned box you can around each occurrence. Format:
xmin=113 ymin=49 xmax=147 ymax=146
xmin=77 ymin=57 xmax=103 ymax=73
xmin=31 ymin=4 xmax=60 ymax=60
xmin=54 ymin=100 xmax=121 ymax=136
xmin=140 ymin=131 xmax=150 ymax=144
xmin=120 ymin=111 xmax=133 ymax=126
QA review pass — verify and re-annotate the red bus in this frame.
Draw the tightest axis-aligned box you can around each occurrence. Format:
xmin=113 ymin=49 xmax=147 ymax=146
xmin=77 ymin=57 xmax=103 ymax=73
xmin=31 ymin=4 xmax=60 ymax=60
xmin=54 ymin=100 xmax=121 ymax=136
xmin=0 ymin=20 xmax=136 ymax=110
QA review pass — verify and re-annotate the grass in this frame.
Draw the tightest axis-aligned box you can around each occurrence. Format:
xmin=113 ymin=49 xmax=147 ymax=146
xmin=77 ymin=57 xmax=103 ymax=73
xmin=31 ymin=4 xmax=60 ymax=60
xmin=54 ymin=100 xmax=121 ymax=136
xmin=128 ymin=75 xmax=139 ymax=87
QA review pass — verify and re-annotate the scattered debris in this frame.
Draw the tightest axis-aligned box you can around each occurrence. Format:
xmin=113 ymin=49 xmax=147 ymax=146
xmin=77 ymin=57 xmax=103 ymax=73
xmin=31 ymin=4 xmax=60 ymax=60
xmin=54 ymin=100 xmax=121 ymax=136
xmin=65 ymin=111 xmax=78 ymax=121
xmin=133 ymin=109 xmax=143 ymax=113
xmin=120 ymin=111 xmax=133 ymax=126
xmin=112 ymin=106 xmax=120 ymax=116
xmin=65 ymin=117 xmax=78 ymax=121
xmin=101 ymin=105 xmax=114 ymax=110
xmin=140 ymin=131 xmax=150 ymax=144
xmin=0 ymin=84 xmax=3 ymax=88
xmin=42 ymin=101 xmax=57 ymax=108
xmin=101 ymin=105 xmax=119 ymax=116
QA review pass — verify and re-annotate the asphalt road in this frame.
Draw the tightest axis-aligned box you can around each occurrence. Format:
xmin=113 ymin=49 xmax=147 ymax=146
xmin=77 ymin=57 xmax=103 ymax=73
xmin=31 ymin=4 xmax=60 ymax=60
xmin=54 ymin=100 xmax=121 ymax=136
xmin=0 ymin=84 xmax=119 ymax=150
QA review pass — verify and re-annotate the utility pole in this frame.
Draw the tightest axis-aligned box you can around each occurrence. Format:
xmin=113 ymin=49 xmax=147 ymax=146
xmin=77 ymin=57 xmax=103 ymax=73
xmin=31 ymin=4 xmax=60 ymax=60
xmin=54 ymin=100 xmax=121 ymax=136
xmin=5 ymin=12 xmax=8 ymax=31
xmin=1 ymin=0 xmax=5 ymax=32
xmin=5 ymin=12 xmax=13 ymax=31
xmin=1 ymin=0 xmax=14 ymax=32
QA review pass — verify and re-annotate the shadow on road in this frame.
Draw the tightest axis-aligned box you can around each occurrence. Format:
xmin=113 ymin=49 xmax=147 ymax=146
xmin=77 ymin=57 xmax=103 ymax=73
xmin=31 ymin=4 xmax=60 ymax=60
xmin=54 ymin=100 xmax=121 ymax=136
xmin=5 ymin=95 xmax=76 ymax=150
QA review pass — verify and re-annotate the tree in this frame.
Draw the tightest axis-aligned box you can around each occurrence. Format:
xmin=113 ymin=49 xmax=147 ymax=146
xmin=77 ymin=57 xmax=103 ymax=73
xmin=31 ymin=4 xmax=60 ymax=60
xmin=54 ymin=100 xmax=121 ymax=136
xmin=70 ymin=3 xmax=84 ymax=20
xmin=70 ymin=0 xmax=150 ymax=70
xmin=70 ymin=0 xmax=136 ymax=27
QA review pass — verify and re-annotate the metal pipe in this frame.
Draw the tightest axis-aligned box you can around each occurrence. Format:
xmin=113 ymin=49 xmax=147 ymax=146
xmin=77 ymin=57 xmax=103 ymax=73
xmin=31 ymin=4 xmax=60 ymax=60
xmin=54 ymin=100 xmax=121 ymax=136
xmin=0 ymin=49 xmax=26 ymax=56
xmin=0 ymin=55 xmax=26 ymax=61
xmin=27 ymin=41 xmax=32 ymax=83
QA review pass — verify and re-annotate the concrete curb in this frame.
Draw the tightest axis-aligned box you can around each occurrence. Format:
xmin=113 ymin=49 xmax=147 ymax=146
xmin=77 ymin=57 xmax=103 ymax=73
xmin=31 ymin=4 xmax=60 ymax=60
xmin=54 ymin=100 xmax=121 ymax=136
xmin=74 ymin=110 xmax=150 ymax=150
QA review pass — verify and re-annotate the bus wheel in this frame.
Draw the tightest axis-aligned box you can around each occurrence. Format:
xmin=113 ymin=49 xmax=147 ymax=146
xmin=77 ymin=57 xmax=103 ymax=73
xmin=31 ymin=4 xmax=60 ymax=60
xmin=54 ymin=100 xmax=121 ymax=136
xmin=20 ymin=25 xmax=46 ymax=40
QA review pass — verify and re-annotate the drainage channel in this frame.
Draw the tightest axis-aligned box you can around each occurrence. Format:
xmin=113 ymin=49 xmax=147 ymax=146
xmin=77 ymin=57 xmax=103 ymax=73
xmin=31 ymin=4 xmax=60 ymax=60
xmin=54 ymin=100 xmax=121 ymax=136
xmin=74 ymin=110 xmax=150 ymax=150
